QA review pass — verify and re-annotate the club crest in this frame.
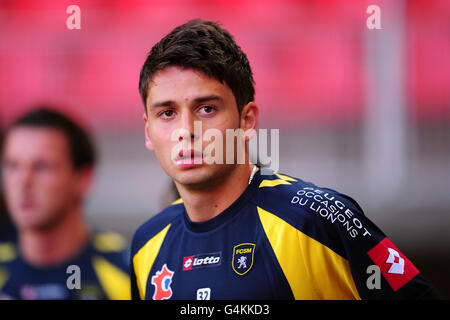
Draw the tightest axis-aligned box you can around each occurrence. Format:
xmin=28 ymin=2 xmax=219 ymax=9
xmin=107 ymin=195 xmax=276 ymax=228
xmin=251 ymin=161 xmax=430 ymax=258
xmin=232 ymin=243 xmax=255 ymax=276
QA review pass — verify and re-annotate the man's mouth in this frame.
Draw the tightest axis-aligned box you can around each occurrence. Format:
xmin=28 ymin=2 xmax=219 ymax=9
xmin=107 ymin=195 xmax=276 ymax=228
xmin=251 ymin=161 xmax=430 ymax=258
xmin=175 ymin=149 xmax=204 ymax=167
xmin=20 ymin=198 xmax=35 ymax=210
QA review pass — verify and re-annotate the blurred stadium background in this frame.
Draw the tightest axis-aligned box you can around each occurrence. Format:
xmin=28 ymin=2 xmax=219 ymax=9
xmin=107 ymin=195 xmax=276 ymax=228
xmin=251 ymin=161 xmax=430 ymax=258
xmin=0 ymin=0 xmax=449 ymax=298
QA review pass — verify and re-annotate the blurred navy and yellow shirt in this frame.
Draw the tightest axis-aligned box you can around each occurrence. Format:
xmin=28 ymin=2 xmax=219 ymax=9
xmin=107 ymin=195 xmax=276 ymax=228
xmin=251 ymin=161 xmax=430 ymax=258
xmin=0 ymin=231 xmax=130 ymax=300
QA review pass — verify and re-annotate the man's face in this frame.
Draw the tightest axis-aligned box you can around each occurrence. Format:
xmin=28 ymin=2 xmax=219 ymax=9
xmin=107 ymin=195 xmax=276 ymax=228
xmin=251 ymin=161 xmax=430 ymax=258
xmin=1 ymin=127 xmax=85 ymax=231
xmin=144 ymin=66 xmax=244 ymax=188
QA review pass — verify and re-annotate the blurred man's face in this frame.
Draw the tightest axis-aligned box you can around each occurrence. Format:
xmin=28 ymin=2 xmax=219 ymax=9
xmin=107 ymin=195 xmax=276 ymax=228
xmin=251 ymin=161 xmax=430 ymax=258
xmin=1 ymin=127 xmax=84 ymax=231
xmin=144 ymin=66 xmax=243 ymax=189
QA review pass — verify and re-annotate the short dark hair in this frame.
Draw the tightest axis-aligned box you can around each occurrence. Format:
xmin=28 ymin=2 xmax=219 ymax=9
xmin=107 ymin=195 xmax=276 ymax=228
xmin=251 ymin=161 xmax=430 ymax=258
xmin=139 ymin=19 xmax=255 ymax=113
xmin=5 ymin=107 xmax=96 ymax=170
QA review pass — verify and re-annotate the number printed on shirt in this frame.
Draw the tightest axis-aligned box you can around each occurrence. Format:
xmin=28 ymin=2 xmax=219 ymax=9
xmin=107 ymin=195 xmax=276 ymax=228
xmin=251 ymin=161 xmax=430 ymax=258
xmin=196 ymin=288 xmax=211 ymax=300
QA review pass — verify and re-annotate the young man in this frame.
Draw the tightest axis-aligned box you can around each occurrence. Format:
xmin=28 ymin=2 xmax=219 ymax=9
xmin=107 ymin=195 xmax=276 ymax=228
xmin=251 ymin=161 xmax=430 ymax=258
xmin=131 ymin=19 xmax=440 ymax=300
xmin=0 ymin=108 xmax=130 ymax=300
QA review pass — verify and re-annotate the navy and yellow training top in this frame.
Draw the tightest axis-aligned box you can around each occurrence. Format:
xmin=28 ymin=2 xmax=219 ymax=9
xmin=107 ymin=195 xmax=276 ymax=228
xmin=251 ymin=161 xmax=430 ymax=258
xmin=0 ymin=232 xmax=130 ymax=300
xmin=130 ymin=169 xmax=440 ymax=300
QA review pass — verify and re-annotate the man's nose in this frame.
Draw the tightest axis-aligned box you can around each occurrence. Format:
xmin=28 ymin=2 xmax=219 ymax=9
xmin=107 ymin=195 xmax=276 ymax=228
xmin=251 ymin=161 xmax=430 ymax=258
xmin=177 ymin=111 xmax=198 ymax=142
xmin=17 ymin=165 xmax=34 ymax=189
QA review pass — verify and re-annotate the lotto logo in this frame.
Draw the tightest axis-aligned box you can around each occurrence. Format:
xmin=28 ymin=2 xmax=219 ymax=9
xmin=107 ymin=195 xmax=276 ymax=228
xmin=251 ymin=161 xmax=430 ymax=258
xmin=182 ymin=253 xmax=221 ymax=271
xmin=367 ymin=238 xmax=419 ymax=291
xmin=386 ymin=248 xmax=405 ymax=274
xmin=183 ymin=256 xmax=194 ymax=271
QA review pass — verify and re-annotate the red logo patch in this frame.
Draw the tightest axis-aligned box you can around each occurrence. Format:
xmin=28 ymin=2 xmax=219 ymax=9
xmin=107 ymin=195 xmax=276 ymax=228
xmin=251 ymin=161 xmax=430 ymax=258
xmin=367 ymin=237 xmax=419 ymax=291
xmin=150 ymin=264 xmax=174 ymax=300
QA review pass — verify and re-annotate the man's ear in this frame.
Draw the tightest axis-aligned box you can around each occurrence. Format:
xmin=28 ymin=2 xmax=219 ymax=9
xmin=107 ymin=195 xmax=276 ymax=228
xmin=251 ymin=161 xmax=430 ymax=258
xmin=239 ymin=102 xmax=259 ymax=141
xmin=143 ymin=113 xmax=155 ymax=152
xmin=74 ymin=166 xmax=94 ymax=201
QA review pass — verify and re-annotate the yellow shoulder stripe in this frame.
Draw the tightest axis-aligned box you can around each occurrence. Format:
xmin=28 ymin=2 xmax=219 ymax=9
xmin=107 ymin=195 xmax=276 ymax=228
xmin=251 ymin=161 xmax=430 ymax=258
xmin=132 ymin=223 xmax=171 ymax=300
xmin=0 ymin=242 xmax=18 ymax=262
xmin=259 ymin=179 xmax=292 ymax=188
xmin=257 ymin=206 xmax=360 ymax=300
xmin=274 ymin=173 xmax=298 ymax=182
xmin=171 ymin=198 xmax=184 ymax=205
xmin=93 ymin=232 xmax=127 ymax=252
xmin=92 ymin=256 xmax=131 ymax=300
xmin=259 ymin=172 xmax=298 ymax=188
xmin=0 ymin=267 xmax=9 ymax=291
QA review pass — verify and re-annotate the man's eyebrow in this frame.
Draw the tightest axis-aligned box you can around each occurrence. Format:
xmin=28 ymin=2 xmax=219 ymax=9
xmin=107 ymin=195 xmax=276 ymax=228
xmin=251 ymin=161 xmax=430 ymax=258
xmin=193 ymin=95 xmax=223 ymax=104
xmin=149 ymin=95 xmax=223 ymax=109
xmin=149 ymin=100 xmax=176 ymax=109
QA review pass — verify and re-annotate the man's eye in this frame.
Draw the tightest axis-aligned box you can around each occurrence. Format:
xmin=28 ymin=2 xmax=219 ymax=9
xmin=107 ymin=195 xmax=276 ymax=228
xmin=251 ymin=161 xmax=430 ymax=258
xmin=2 ymin=161 xmax=17 ymax=172
xmin=34 ymin=162 xmax=52 ymax=172
xmin=199 ymin=106 xmax=215 ymax=115
xmin=160 ymin=110 xmax=175 ymax=119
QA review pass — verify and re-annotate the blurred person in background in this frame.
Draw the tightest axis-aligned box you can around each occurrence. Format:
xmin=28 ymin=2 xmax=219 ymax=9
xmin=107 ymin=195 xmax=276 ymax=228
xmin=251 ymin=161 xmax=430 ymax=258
xmin=0 ymin=107 xmax=130 ymax=300
xmin=130 ymin=19 xmax=441 ymax=300
xmin=0 ymin=193 xmax=17 ymax=242
xmin=0 ymin=128 xmax=17 ymax=243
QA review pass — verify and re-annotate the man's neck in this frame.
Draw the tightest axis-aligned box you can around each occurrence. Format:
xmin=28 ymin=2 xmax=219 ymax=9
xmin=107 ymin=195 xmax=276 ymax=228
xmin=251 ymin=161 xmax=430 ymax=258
xmin=19 ymin=208 xmax=90 ymax=267
xmin=177 ymin=164 xmax=256 ymax=223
